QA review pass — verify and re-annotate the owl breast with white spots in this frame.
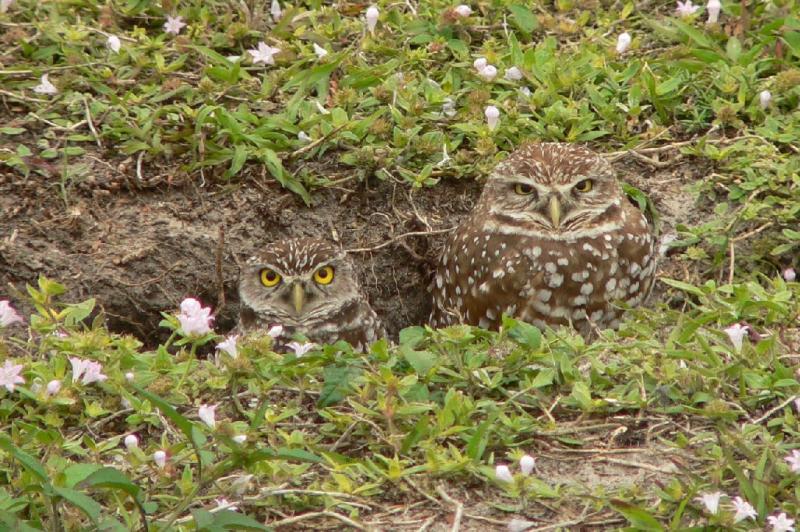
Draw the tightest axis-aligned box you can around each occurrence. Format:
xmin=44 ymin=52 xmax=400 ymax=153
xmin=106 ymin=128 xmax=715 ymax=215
xmin=430 ymin=143 xmax=657 ymax=336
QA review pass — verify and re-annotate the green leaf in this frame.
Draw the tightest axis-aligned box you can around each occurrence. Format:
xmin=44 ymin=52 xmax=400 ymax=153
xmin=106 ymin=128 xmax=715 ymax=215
xmin=506 ymin=319 xmax=542 ymax=350
xmin=466 ymin=420 xmax=491 ymax=460
xmin=225 ymin=144 xmax=248 ymax=178
xmin=398 ymin=326 xmax=426 ymax=348
xmin=530 ymin=368 xmax=555 ymax=389
xmin=660 ymin=278 xmax=706 ymax=297
xmin=401 ymin=345 xmax=438 ymax=376
xmin=244 ymin=447 xmax=322 ymax=466
xmin=781 ymin=31 xmax=800 ymax=57
xmin=193 ymin=509 xmax=271 ymax=531
xmin=401 ymin=416 xmax=430 ymax=454
xmin=725 ymin=37 xmax=742 ymax=62
xmin=611 ymin=500 xmax=664 ymax=531
xmin=79 ymin=467 xmax=141 ymax=500
xmin=783 ymin=228 xmax=800 ymax=240
xmin=62 ymin=299 xmax=96 ymax=326
xmin=508 ymin=4 xmax=538 ymax=34
xmin=318 ymin=365 xmax=361 ymax=407
xmin=570 ymin=382 xmax=592 ymax=411
xmin=37 ymin=276 xmax=66 ymax=297
xmin=52 ymin=487 xmax=101 ymax=525
xmin=447 ymin=39 xmax=468 ymax=58
xmin=672 ymin=19 xmax=715 ymax=50
xmin=258 ymin=148 xmax=311 ymax=205
xmin=526 ymin=477 xmax=559 ymax=498
xmin=0 ymin=437 xmax=50 ymax=486
xmin=61 ymin=464 xmax=103 ymax=488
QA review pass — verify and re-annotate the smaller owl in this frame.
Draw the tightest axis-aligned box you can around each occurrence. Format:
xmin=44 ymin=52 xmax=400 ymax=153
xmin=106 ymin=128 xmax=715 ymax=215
xmin=238 ymin=239 xmax=384 ymax=351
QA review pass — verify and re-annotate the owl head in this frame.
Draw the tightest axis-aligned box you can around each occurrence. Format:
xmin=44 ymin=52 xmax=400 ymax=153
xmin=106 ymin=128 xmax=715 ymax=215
xmin=478 ymin=142 xmax=622 ymax=234
xmin=239 ymin=239 xmax=362 ymax=325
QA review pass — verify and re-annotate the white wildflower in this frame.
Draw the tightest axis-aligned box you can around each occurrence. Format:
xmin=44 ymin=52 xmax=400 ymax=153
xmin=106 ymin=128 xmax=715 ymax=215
xmin=478 ymin=65 xmax=497 ymax=81
xmin=216 ymin=335 xmax=238 ymax=359
xmin=366 ymin=6 xmax=379 ymax=33
xmin=696 ymin=491 xmax=724 ymax=515
xmin=0 ymin=360 xmax=25 ymax=392
xmin=177 ymin=298 xmax=214 ymax=336
xmin=504 ymin=66 xmax=523 ymax=81
xmin=724 ymin=323 xmax=748 ymax=352
xmin=163 ymin=15 xmax=186 ymax=35
xmin=731 ymin=496 xmax=757 ymax=523
xmin=484 ymin=105 xmax=500 ymax=131
xmin=198 ymin=404 xmax=218 ymax=429
xmin=785 ymin=449 xmax=800 ymax=473
xmin=519 ymin=454 xmax=535 ymax=475
xmin=81 ymin=361 xmax=108 ymax=385
xmin=676 ymin=0 xmax=700 ymax=16
xmin=33 ymin=74 xmax=58 ymax=95
xmin=707 ymin=0 xmax=721 ymax=24
xmin=313 ymin=43 xmax=329 ymax=58
xmin=214 ymin=498 xmax=238 ymax=512
xmin=767 ymin=513 xmax=795 ymax=532
xmin=616 ymin=32 xmax=632 ymax=54
xmin=107 ymin=35 xmax=121 ymax=53
xmin=287 ymin=341 xmax=316 ymax=357
xmin=473 ymin=57 xmax=487 ymax=72
xmin=270 ymin=0 xmax=282 ymax=21
xmin=454 ymin=4 xmax=472 ymax=17
xmin=45 ymin=380 xmax=61 ymax=396
xmin=495 ymin=464 xmax=513 ymax=483
xmin=760 ymin=90 xmax=772 ymax=109
xmin=248 ymin=42 xmax=280 ymax=66
xmin=0 ymin=300 xmax=23 ymax=327
xmin=153 ymin=450 xmax=167 ymax=469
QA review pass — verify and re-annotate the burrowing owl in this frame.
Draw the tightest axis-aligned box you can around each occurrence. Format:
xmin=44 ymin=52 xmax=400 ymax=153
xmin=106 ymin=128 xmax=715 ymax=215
xmin=238 ymin=239 xmax=384 ymax=350
xmin=430 ymin=143 xmax=657 ymax=336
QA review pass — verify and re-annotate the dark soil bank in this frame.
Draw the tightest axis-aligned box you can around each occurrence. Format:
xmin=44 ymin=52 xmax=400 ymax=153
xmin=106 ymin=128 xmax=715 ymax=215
xmin=0 ymin=153 xmax=700 ymax=344
xmin=0 ymin=159 xmax=480 ymax=342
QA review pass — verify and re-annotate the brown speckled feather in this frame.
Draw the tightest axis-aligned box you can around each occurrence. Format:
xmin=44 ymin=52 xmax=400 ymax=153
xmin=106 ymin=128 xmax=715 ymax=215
xmin=431 ymin=143 xmax=656 ymax=336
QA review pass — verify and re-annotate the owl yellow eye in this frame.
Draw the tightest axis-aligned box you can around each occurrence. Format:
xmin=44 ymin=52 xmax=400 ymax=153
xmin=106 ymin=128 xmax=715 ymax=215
xmin=574 ymin=179 xmax=594 ymax=193
xmin=260 ymin=269 xmax=281 ymax=287
xmin=313 ymin=266 xmax=335 ymax=285
xmin=514 ymin=183 xmax=535 ymax=195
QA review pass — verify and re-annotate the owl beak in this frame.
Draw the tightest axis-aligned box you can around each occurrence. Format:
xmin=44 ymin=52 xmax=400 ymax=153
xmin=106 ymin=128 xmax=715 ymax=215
xmin=292 ymin=282 xmax=305 ymax=314
xmin=548 ymin=196 xmax=561 ymax=229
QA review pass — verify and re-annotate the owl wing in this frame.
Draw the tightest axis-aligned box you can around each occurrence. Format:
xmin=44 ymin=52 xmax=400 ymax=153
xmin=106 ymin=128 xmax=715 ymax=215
xmin=431 ymin=230 xmax=534 ymax=329
xmin=315 ymin=297 xmax=384 ymax=352
xmin=462 ymin=238 xmax=537 ymax=329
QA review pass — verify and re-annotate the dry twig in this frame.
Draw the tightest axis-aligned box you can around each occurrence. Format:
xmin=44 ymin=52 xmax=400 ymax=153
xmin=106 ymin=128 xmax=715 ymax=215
xmin=269 ymin=510 xmax=367 ymax=530
xmin=436 ymin=485 xmax=463 ymax=532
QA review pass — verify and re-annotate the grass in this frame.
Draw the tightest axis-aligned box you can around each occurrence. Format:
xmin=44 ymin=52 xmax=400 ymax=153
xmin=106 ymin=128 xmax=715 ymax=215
xmin=1 ymin=0 xmax=800 ymax=529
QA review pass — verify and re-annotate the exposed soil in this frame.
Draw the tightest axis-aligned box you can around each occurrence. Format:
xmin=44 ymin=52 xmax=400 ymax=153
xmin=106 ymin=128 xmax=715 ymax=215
xmin=0 ymin=149 xmax=707 ymax=345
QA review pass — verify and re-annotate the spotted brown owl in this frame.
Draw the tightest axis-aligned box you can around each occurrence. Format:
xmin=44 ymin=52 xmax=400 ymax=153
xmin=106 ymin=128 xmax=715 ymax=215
xmin=430 ymin=143 xmax=657 ymax=336
xmin=238 ymin=239 xmax=384 ymax=351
